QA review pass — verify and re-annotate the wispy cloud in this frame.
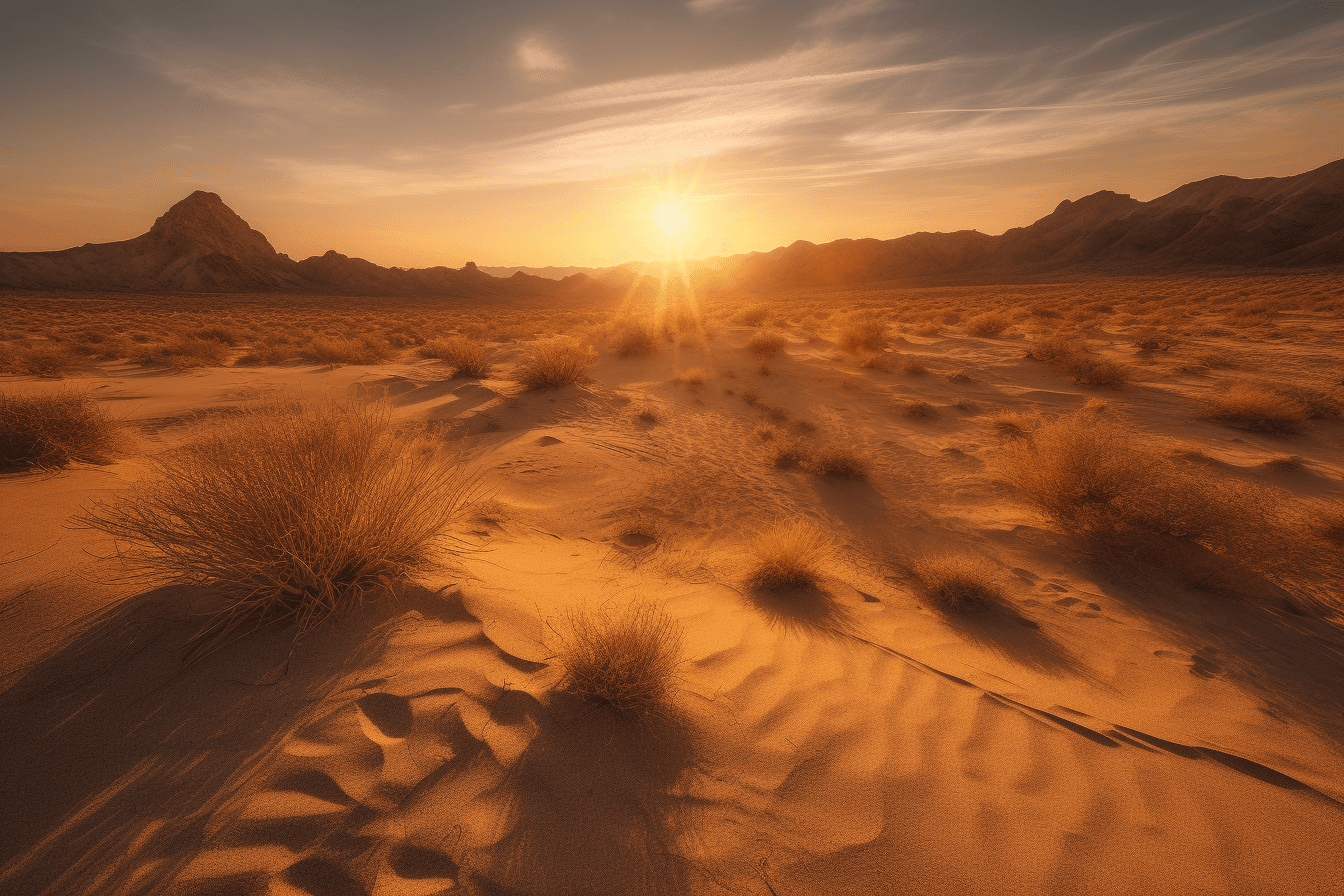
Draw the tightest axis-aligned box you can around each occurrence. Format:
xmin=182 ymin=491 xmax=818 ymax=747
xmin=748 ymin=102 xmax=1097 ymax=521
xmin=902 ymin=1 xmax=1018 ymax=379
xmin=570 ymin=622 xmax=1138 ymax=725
xmin=806 ymin=0 xmax=885 ymax=29
xmin=125 ymin=37 xmax=381 ymax=117
xmin=514 ymin=36 xmax=570 ymax=81
xmin=272 ymin=13 xmax=1344 ymax=197
xmin=688 ymin=0 xmax=751 ymax=14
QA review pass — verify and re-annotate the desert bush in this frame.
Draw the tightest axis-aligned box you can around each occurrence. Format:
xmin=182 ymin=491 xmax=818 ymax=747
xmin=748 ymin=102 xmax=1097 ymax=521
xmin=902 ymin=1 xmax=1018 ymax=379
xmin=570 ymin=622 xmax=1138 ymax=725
xmin=675 ymin=367 xmax=706 ymax=387
xmin=607 ymin=321 xmax=659 ymax=359
xmin=913 ymin=555 xmax=1004 ymax=610
xmin=945 ymin=369 xmax=975 ymax=383
xmin=837 ymin=312 xmax=888 ymax=353
xmin=803 ymin=446 xmax=869 ymax=479
xmin=746 ymin=521 xmax=831 ymax=590
xmin=964 ymin=312 xmax=1010 ymax=337
xmin=235 ymin=341 xmax=299 ymax=366
xmin=420 ymin=336 xmax=494 ymax=378
xmin=557 ymin=603 xmax=683 ymax=721
xmin=514 ymin=336 xmax=596 ymax=389
xmin=754 ymin=423 xmax=781 ymax=440
xmin=902 ymin=358 xmax=929 ymax=376
xmin=0 ymin=390 xmax=125 ymax=471
xmin=996 ymin=412 xmax=1340 ymax=607
xmin=732 ymin=303 xmax=772 ymax=327
xmin=858 ymin=351 xmax=896 ymax=372
xmin=1206 ymin=383 xmax=1309 ymax=434
xmin=746 ymin=330 xmax=788 ymax=359
xmin=1028 ymin=335 xmax=1130 ymax=387
xmin=991 ymin=410 xmax=1036 ymax=439
xmin=301 ymin=335 xmax=391 ymax=366
xmin=741 ymin=388 xmax=762 ymax=406
xmin=80 ymin=400 xmax=474 ymax=652
xmin=635 ymin=405 xmax=660 ymax=424
xmin=902 ymin=400 xmax=939 ymax=419
xmin=133 ymin=336 xmax=231 ymax=370
xmin=194 ymin=325 xmax=244 ymax=346
xmin=1131 ymin=327 xmax=1178 ymax=351
xmin=0 ymin=342 xmax=79 ymax=377
xmin=770 ymin=439 xmax=809 ymax=469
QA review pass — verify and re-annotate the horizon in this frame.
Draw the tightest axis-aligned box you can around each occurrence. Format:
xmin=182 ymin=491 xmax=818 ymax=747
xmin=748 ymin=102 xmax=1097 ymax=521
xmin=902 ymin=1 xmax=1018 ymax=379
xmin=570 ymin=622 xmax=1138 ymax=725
xmin=2 ymin=1 xmax=1341 ymax=269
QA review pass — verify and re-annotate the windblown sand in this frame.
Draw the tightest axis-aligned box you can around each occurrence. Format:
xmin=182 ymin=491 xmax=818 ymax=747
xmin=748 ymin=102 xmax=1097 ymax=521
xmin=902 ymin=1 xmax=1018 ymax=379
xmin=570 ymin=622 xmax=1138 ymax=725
xmin=2 ymin=277 xmax=1342 ymax=896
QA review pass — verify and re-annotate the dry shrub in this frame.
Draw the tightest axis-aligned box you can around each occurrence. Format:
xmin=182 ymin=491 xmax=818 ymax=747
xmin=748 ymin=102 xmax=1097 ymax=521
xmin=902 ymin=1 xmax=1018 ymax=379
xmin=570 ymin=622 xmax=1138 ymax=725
xmin=902 ymin=358 xmax=929 ymax=376
xmin=0 ymin=390 xmax=125 ymax=471
xmin=194 ymin=325 xmax=244 ymax=346
xmin=420 ymin=336 xmax=494 ymax=378
xmin=0 ymin=342 xmax=79 ymax=378
xmin=1275 ymin=384 xmax=1342 ymax=420
xmin=746 ymin=521 xmax=831 ymax=590
xmin=635 ymin=404 xmax=660 ymax=424
xmin=746 ymin=330 xmax=788 ymax=359
xmin=991 ymin=410 xmax=1036 ymax=439
xmin=837 ymin=312 xmax=888 ymax=353
xmin=1206 ymin=383 xmax=1309 ymax=434
xmin=754 ymin=423 xmax=781 ymax=440
xmin=770 ymin=439 xmax=809 ymax=469
xmin=557 ymin=603 xmax=683 ymax=721
xmin=236 ymin=340 xmax=299 ymax=366
xmin=964 ymin=312 xmax=1010 ymax=337
xmin=741 ymin=388 xmax=762 ymax=406
xmin=945 ymin=369 xmax=975 ymax=383
xmin=902 ymin=400 xmax=940 ymax=419
xmin=1028 ymin=335 xmax=1130 ymax=387
xmin=732 ymin=304 xmax=772 ymax=327
xmin=608 ymin=321 xmax=659 ymax=358
xmin=1131 ymin=327 xmax=1178 ymax=351
xmin=133 ymin=335 xmax=231 ymax=370
xmin=913 ymin=555 xmax=1004 ymax=610
xmin=803 ymin=446 xmax=869 ymax=479
xmin=675 ymin=367 xmax=706 ymax=387
xmin=514 ymin=336 xmax=596 ymax=389
xmin=301 ymin=335 xmax=391 ymax=366
xmin=79 ymin=401 xmax=473 ymax=652
xmin=858 ymin=351 xmax=896 ymax=372
xmin=998 ymin=411 xmax=1338 ymax=606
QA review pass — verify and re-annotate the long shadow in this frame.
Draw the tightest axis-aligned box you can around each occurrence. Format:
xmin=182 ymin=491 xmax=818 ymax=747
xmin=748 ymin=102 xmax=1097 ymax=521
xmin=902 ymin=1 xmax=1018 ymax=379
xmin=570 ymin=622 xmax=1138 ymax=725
xmin=930 ymin=599 xmax=1100 ymax=681
xmin=744 ymin=582 xmax=860 ymax=641
xmin=0 ymin=586 xmax=384 ymax=896
xmin=482 ymin=690 xmax=696 ymax=896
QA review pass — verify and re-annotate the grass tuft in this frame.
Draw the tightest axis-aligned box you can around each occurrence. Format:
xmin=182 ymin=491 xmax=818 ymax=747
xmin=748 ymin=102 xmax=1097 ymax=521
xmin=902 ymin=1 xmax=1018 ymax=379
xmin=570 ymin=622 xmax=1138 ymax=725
xmin=746 ymin=330 xmax=788 ymax=359
xmin=513 ymin=337 xmax=596 ymax=389
xmin=746 ymin=521 xmax=832 ymax=591
xmin=1 ymin=390 xmax=125 ymax=471
xmin=913 ymin=554 xmax=1004 ymax=610
xmin=1206 ymin=383 xmax=1310 ymax=434
xmin=79 ymin=400 xmax=473 ymax=653
xmin=556 ymin=603 xmax=683 ymax=722
xmin=420 ymin=336 xmax=494 ymax=378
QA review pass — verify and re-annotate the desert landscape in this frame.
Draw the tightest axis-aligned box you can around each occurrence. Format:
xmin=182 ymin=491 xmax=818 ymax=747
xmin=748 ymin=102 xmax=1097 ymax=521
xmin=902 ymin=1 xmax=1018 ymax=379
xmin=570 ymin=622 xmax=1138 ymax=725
xmin=3 ymin=3 xmax=1343 ymax=894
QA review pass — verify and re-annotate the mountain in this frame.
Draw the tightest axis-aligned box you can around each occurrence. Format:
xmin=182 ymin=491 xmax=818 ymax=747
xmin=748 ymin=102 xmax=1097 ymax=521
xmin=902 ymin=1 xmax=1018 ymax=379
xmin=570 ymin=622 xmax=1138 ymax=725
xmin=697 ymin=158 xmax=1344 ymax=292
xmin=2 ymin=159 xmax=1340 ymax=296
xmin=0 ymin=192 xmax=614 ymax=300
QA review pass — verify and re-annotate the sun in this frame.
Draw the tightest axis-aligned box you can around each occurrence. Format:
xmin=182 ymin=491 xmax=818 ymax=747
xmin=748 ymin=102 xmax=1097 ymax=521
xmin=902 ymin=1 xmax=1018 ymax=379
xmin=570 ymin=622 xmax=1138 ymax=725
xmin=656 ymin=200 xmax=691 ymax=241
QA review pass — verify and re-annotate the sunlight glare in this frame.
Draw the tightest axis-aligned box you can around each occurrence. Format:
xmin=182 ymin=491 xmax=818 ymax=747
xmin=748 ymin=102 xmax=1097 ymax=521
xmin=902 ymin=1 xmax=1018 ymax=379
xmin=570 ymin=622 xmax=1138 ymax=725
xmin=656 ymin=200 xmax=691 ymax=241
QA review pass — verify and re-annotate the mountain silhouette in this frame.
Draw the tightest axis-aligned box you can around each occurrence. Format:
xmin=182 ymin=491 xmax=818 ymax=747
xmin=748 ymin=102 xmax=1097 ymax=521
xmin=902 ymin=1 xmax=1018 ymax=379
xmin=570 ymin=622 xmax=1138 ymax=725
xmin=1 ymin=159 xmax=1340 ymax=296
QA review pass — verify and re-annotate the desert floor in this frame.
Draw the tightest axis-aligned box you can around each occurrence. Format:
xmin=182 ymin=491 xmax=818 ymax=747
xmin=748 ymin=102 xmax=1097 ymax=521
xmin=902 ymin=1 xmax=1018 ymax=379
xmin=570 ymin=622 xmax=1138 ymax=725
xmin=2 ymin=273 xmax=1342 ymax=896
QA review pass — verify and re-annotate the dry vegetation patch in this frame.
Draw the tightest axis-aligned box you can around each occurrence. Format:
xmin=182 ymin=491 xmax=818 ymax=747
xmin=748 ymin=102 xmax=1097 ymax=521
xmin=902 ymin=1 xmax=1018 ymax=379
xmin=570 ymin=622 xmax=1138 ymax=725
xmin=420 ymin=336 xmax=494 ymax=378
xmin=746 ymin=330 xmax=788 ymax=359
xmin=80 ymin=400 xmax=474 ymax=652
xmin=837 ymin=311 xmax=888 ymax=353
xmin=607 ymin=321 xmax=660 ymax=359
xmin=802 ymin=445 xmax=870 ymax=479
xmin=746 ymin=521 xmax=831 ymax=591
xmin=513 ymin=337 xmax=596 ymax=389
xmin=1206 ymin=383 xmax=1310 ymax=434
xmin=556 ymin=603 xmax=683 ymax=722
xmin=913 ymin=555 xmax=1005 ymax=610
xmin=1027 ymin=335 xmax=1131 ymax=387
xmin=999 ymin=411 xmax=1339 ymax=607
xmin=0 ymin=342 xmax=80 ymax=378
xmin=964 ymin=312 xmax=1011 ymax=337
xmin=0 ymin=390 xmax=126 ymax=471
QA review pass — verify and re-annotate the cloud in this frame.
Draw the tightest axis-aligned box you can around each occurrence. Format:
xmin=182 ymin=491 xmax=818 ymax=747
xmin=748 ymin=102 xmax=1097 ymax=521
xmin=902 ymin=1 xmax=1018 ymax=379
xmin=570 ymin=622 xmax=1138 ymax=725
xmin=687 ymin=0 xmax=750 ymax=14
xmin=806 ymin=0 xmax=885 ymax=29
xmin=515 ymin=36 xmax=570 ymax=80
xmin=125 ymin=37 xmax=380 ymax=117
xmin=272 ymin=13 xmax=1344 ymax=197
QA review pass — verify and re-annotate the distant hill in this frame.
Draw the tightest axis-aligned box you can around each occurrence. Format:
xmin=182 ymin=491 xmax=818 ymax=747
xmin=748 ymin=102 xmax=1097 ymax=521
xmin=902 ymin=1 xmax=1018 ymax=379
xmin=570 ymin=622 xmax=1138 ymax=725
xmin=696 ymin=158 xmax=1344 ymax=292
xmin=0 ymin=192 xmax=613 ymax=300
xmin=1 ymin=158 xmax=1340 ymax=296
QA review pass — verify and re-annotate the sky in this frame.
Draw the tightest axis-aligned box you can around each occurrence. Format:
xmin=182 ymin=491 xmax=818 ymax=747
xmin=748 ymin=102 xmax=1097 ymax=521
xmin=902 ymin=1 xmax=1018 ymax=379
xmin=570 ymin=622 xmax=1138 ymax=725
xmin=1 ymin=0 xmax=1341 ymax=268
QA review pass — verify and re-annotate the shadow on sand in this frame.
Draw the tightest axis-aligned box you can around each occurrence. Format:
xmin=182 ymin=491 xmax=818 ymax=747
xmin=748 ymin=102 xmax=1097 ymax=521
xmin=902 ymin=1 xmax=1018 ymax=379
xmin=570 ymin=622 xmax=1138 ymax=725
xmin=744 ymin=581 xmax=860 ymax=641
xmin=0 ymin=585 xmax=391 ymax=896
xmin=931 ymin=599 xmax=1099 ymax=680
xmin=482 ymin=689 xmax=697 ymax=896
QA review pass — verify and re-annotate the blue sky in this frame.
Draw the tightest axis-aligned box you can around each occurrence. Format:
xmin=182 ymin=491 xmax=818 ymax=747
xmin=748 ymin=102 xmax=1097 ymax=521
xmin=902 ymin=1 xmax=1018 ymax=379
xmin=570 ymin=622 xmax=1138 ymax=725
xmin=2 ymin=0 xmax=1340 ymax=266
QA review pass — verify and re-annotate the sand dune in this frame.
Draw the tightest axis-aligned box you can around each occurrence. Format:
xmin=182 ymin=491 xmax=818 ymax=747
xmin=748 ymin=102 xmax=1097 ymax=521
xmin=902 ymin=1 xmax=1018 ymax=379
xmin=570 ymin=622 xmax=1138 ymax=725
xmin=2 ymin=277 xmax=1342 ymax=895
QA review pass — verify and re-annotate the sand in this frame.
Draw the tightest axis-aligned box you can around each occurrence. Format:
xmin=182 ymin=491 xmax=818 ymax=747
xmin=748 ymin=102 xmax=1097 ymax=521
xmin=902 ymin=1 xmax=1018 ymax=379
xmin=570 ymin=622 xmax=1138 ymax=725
xmin=2 ymin=283 xmax=1342 ymax=895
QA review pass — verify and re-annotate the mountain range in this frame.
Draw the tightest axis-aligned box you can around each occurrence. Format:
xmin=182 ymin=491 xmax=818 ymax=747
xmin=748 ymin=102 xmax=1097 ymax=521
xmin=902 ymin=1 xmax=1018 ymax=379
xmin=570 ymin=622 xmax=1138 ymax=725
xmin=1 ymin=158 xmax=1340 ymax=297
